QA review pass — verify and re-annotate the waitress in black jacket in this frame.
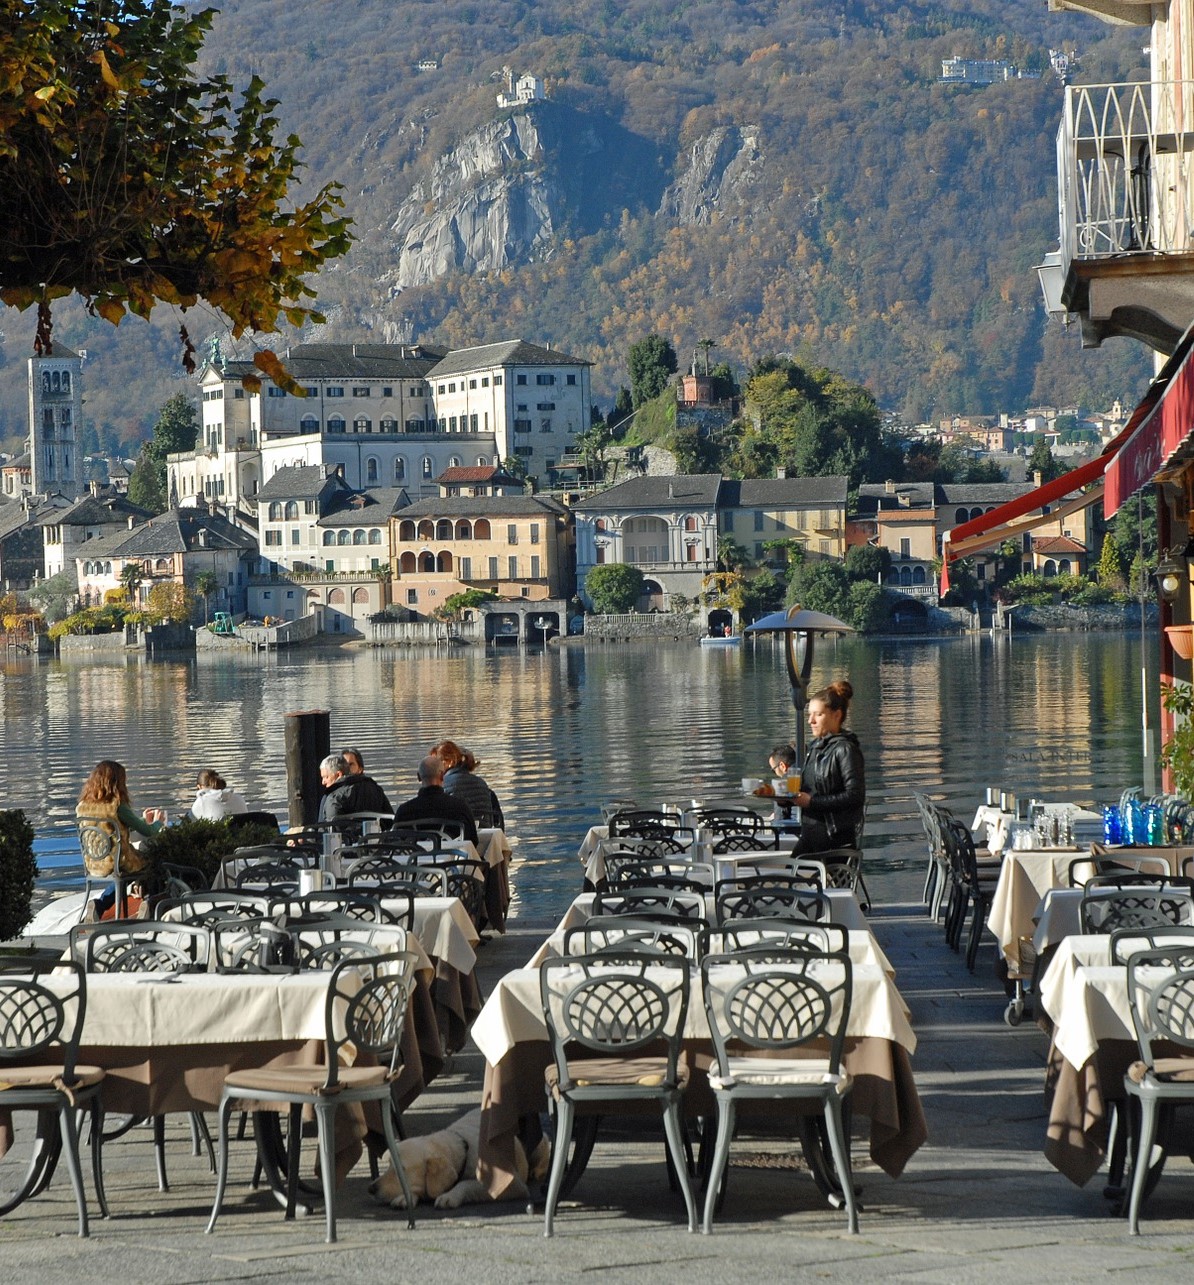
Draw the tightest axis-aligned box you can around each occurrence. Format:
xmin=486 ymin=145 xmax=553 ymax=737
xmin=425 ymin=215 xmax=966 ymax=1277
xmin=790 ymin=679 xmax=865 ymax=854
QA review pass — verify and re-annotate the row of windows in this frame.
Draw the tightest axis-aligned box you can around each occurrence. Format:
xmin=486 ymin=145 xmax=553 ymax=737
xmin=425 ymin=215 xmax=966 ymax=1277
xmin=270 ymin=383 xmax=429 ymax=399
xmin=437 ymin=375 xmax=501 ymax=393
xmin=594 ymin=516 xmax=707 ymax=534
xmin=39 ymin=370 xmax=72 ymax=394
xmin=396 ymin=551 xmax=543 ymax=578
xmin=41 ymin=407 xmax=71 ymax=430
xmin=394 ymin=519 xmax=539 ymax=543
xmin=266 ymin=500 xmax=319 ymax=520
xmin=322 ymin=529 xmax=383 ymax=546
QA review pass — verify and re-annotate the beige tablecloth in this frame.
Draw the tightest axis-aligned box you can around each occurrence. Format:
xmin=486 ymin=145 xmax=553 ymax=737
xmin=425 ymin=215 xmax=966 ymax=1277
xmin=474 ymin=964 xmax=925 ymax=1197
xmin=1032 ymin=865 xmax=1194 ymax=956
xmin=987 ymin=850 xmax=1082 ymax=973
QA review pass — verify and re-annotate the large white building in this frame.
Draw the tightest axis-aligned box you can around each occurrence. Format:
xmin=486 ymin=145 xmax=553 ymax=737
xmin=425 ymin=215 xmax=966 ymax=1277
xmin=168 ymin=339 xmax=592 ymax=511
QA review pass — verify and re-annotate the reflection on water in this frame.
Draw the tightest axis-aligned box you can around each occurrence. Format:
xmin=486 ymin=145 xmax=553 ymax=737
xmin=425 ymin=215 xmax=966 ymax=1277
xmin=0 ymin=632 xmax=1156 ymax=921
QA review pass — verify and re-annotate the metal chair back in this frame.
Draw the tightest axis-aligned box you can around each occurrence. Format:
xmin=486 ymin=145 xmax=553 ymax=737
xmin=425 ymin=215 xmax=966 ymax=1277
xmin=1080 ymin=889 xmax=1194 ymax=934
xmin=563 ymin=915 xmax=708 ymax=960
xmin=76 ymin=921 xmax=211 ymax=973
xmin=1110 ymin=925 xmax=1194 ymax=966
xmin=159 ymin=891 xmax=271 ymax=926
xmin=714 ymin=881 xmax=827 ymax=925
xmin=266 ymin=891 xmax=384 ymax=923
xmin=592 ymin=886 xmax=706 ymax=920
xmin=713 ymin=919 xmax=848 ymax=955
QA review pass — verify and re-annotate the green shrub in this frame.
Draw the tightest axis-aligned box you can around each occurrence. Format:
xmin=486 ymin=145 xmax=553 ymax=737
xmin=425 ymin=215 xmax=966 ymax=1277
xmin=0 ymin=809 xmax=37 ymax=941
xmin=1069 ymin=583 xmax=1112 ymax=607
xmin=142 ymin=816 xmax=282 ymax=888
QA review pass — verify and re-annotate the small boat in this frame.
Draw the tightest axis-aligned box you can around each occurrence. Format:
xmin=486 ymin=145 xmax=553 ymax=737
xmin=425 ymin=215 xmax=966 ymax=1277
xmin=700 ymin=634 xmax=742 ymax=647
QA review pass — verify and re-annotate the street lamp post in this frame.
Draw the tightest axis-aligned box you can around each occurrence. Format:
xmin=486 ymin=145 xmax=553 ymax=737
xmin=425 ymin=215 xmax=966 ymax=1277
xmin=743 ymin=605 xmax=855 ymax=762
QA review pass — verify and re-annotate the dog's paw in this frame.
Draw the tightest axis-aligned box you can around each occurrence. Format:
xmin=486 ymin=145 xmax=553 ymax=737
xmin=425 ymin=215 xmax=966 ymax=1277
xmin=434 ymin=1179 xmax=487 ymax=1209
xmin=369 ymin=1170 xmax=401 ymax=1206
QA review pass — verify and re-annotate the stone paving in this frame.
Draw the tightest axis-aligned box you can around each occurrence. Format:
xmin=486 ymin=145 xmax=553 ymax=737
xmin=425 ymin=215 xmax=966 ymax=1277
xmin=5 ymin=896 xmax=1194 ymax=1282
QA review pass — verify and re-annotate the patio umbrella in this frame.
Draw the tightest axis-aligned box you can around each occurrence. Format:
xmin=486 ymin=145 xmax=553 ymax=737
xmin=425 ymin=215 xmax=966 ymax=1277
xmin=744 ymin=606 xmax=854 ymax=761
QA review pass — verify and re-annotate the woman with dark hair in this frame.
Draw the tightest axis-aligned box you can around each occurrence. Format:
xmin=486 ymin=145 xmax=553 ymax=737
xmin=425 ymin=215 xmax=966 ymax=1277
xmin=789 ymin=680 xmax=866 ymax=855
xmin=76 ymin=759 xmax=164 ymax=879
xmin=190 ymin=768 xmax=248 ymax=821
xmin=431 ymin=739 xmax=499 ymax=828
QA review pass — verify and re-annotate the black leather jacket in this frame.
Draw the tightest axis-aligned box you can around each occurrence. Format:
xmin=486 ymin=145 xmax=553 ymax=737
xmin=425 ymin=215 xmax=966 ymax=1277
xmin=801 ymin=730 xmax=865 ymax=840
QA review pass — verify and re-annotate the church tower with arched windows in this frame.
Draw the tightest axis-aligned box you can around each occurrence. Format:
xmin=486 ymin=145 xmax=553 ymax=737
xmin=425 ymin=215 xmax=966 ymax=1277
xmin=27 ymin=347 xmax=82 ymax=500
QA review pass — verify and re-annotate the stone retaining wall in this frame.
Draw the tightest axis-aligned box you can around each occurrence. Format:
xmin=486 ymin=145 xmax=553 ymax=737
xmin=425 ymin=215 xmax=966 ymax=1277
xmin=582 ymin=613 xmax=704 ymax=643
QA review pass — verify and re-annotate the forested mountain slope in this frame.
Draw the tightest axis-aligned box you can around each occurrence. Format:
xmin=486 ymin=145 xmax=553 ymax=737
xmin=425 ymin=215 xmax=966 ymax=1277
xmin=0 ymin=0 xmax=1153 ymax=456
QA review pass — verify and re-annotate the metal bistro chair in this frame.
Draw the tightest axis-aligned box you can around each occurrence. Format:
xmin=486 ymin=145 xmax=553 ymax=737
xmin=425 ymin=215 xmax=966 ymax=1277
xmin=942 ymin=816 xmax=999 ymax=971
xmin=539 ymin=951 xmax=697 ymax=1236
xmin=592 ymin=886 xmax=707 ymax=921
xmin=712 ymin=830 xmax=781 ymax=855
xmin=693 ymin=808 xmax=764 ymax=836
xmin=563 ymin=915 xmax=709 ymax=961
xmin=1070 ymin=858 xmax=1172 ymax=887
xmin=158 ymin=891 xmax=272 ymax=927
xmin=700 ymin=948 xmax=858 ymax=1235
xmin=914 ymin=794 xmax=951 ymax=922
xmin=714 ymin=879 xmax=827 ymax=926
xmin=266 ymin=891 xmax=386 ymax=924
xmin=77 ymin=815 xmax=143 ymax=921
xmin=1110 ymin=925 xmax=1194 ymax=966
xmin=609 ymin=858 xmax=710 ymax=892
xmin=71 ymin=921 xmax=214 ymax=1191
xmin=1079 ymin=890 xmax=1194 ymax=935
xmin=344 ymin=855 xmax=443 ymax=904
xmin=282 ymin=917 xmax=411 ymax=971
xmin=0 ymin=960 xmax=108 ymax=1236
xmin=1124 ymin=945 xmax=1194 ymax=1233
xmin=713 ymin=919 xmax=850 ymax=956
xmin=207 ymin=952 xmax=422 ymax=1244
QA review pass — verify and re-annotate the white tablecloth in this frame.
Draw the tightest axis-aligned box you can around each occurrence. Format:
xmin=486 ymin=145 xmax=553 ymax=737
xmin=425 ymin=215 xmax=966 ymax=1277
xmin=470 ymin=961 xmax=916 ymax=1068
xmin=405 ymin=896 xmax=479 ymax=974
xmin=987 ymin=849 xmax=1084 ymax=971
xmin=44 ymin=971 xmax=342 ymax=1048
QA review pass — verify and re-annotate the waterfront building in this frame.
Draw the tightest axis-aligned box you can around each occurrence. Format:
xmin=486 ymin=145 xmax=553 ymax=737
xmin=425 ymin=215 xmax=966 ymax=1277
xmin=1 ymin=453 xmax=31 ymax=499
xmin=74 ymin=507 xmax=258 ymax=618
xmin=389 ymin=493 xmax=574 ymax=615
xmin=35 ymin=486 xmax=151 ymax=579
xmin=167 ymin=339 xmax=591 ymax=510
xmin=574 ymin=473 xmax=847 ymax=617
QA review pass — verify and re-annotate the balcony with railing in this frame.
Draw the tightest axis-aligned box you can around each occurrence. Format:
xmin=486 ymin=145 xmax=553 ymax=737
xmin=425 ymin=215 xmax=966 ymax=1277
xmin=1042 ymin=81 xmax=1194 ymax=351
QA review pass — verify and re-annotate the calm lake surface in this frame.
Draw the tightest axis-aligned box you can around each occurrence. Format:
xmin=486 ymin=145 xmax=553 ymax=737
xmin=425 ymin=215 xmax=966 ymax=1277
xmin=0 ymin=631 xmax=1158 ymax=922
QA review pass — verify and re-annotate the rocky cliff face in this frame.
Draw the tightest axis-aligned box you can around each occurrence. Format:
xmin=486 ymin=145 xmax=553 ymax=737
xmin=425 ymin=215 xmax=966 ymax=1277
xmin=658 ymin=126 xmax=763 ymax=225
xmin=385 ymin=103 xmax=664 ymax=288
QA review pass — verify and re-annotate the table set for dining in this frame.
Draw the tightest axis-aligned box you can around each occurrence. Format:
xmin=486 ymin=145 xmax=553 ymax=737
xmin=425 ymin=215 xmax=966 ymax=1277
xmin=0 ymin=822 xmax=514 ymax=1240
xmin=461 ymin=801 xmax=927 ymax=1232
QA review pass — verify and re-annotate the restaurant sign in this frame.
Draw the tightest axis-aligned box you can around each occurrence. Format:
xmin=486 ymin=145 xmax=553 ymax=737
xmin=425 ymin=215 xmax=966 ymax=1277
xmin=1105 ymin=343 xmax=1194 ymax=517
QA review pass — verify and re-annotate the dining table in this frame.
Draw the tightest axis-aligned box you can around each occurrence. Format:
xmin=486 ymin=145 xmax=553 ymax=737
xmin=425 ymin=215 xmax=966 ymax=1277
xmin=0 ymin=962 xmax=447 ymax=1212
xmin=471 ymin=954 xmax=926 ymax=1200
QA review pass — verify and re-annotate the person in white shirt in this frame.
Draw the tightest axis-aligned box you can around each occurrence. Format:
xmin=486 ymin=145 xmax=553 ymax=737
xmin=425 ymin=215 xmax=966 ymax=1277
xmin=190 ymin=768 xmax=248 ymax=821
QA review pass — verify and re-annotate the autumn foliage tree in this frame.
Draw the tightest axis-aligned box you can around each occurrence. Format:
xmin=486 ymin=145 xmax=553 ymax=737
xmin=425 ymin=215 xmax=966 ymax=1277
xmin=0 ymin=0 xmax=352 ymax=385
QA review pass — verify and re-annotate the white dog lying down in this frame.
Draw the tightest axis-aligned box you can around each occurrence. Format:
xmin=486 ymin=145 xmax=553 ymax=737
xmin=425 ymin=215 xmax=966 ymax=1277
xmin=371 ymin=1107 xmax=551 ymax=1209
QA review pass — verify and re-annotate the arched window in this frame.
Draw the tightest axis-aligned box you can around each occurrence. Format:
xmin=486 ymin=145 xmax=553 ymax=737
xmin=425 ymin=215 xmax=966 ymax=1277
xmin=352 ymin=587 xmax=370 ymax=604
xmin=41 ymin=372 xmax=51 ymax=393
xmin=399 ymin=520 xmax=416 ymax=541
xmin=366 ymin=457 xmax=379 ymax=484
xmin=268 ymin=502 xmax=282 ymax=521
xmin=156 ymin=557 xmax=170 ymax=571
xmin=399 ymin=552 xmax=416 ymax=573
xmin=595 ymin=519 xmax=606 ymax=532
xmin=300 ymin=414 xmax=319 ymax=434
xmin=417 ymin=519 xmax=435 ymax=540
xmin=900 ymin=566 xmax=912 ymax=585
xmin=476 ymin=456 xmax=488 ymax=467
xmin=323 ymin=530 xmax=335 ymax=546
xmin=455 ymin=520 xmax=472 ymax=539
xmin=419 ymin=551 xmax=436 ymax=573
xmin=437 ymin=551 xmax=453 ymax=573
xmin=1044 ymin=559 xmax=1058 ymax=577
xmin=284 ymin=500 xmax=299 ymax=520
xmin=422 ymin=456 xmax=433 ymax=479
xmin=328 ymin=416 xmax=346 ymax=434
xmin=1059 ymin=559 xmax=1072 ymax=574
xmin=449 ymin=456 xmax=462 ymax=468
xmin=354 ymin=417 xmax=370 ymax=434
xmin=436 ymin=519 xmax=452 ymax=540
xmin=368 ymin=528 xmax=381 ymax=544
xmin=954 ymin=508 xmax=967 ymax=525
xmin=474 ymin=518 xmax=491 ymax=540
xmin=337 ymin=529 xmax=350 ymax=546
xmin=353 ymin=529 xmax=365 ymax=545
xmin=380 ymin=417 xmax=397 ymax=433
xmin=684 ymin=515 xmax=697 ymax=531
xmin=104 ymin=561 xmax=112 ymax=574
xmin=61 ymin=371 xmax=70 ymax=392
xmin=912 ymin=565 xmax=927 ymax=584
xmin=885 ymin=569 xmax=899 ymax=584
xmin=328 ymin=588 xmax=345 ymax=605
xmin=394 ymin=457 xmax=407 ymax=482
xmin=969 ymin=507 xmax=983 ymax=521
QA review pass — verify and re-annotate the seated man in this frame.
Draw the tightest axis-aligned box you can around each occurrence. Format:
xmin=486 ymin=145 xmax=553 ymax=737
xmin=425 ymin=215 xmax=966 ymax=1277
xmin=318 ymin=752 xmax=393 ymax=822
xmin=392 ymin=754 xmax=479 ymax=845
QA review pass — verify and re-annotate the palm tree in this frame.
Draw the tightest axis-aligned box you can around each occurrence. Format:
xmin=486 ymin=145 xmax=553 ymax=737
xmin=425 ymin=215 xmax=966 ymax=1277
xmin=119 ymin=561 xmax=144 ymax=606
xmin=195 ymin=570 xmax=220 ymax=623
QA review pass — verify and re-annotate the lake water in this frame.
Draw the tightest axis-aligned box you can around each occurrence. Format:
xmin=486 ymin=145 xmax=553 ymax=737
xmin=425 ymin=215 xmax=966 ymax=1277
xmin=0 ymin=630 xmax=1158 ymax=922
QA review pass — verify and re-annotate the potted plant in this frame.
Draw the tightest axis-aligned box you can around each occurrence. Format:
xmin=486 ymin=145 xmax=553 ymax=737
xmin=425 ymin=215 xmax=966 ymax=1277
xmin=0 ymin=808 xmax=39 ymax=947
xmin=1163 ymin=682 xmax=1194 ymax=797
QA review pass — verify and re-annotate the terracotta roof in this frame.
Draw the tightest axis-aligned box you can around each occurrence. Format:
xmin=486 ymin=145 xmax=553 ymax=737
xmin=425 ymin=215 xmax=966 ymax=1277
xmin=1032 ymin=535 xmax=1086 ymax=555
xmin=876 ymin=509 xmax=935 ymax=524
xmin=437 ymin=466 xmax=499 ymax=483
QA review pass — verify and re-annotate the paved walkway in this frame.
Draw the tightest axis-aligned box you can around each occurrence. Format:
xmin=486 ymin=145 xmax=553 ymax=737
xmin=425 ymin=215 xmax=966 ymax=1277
xmin=4 ymin=903 xmax=1194 ymax=1282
